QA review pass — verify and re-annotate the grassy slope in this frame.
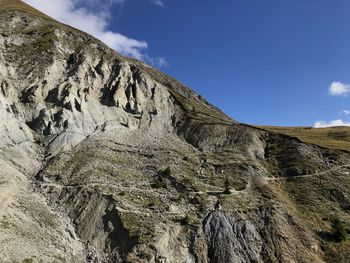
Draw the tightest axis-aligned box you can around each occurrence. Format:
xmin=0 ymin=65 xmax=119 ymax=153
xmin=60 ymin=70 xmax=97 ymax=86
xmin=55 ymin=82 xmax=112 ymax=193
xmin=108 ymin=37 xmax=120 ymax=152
xmin=259 ymin=126 xmax=350 ymax=152
xmin=0 ymin=0 xmax=56 ymax=21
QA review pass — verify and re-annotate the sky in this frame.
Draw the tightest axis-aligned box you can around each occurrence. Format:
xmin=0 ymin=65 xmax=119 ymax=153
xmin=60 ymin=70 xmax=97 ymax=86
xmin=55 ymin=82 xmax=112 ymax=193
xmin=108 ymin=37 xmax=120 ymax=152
xmin=23 ymin=0 xmax=350 ymax=127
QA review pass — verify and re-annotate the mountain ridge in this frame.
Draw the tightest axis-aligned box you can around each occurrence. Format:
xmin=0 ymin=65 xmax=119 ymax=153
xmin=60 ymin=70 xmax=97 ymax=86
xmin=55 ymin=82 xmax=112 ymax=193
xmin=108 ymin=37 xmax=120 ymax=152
xmin=0 ymin=1 xmax=350 ymax=263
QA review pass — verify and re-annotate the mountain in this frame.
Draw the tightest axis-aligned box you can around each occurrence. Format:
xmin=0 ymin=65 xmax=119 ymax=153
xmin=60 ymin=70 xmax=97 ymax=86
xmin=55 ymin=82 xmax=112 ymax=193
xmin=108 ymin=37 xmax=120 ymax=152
xmin=0 ymin=1 xmax=350 ymax=262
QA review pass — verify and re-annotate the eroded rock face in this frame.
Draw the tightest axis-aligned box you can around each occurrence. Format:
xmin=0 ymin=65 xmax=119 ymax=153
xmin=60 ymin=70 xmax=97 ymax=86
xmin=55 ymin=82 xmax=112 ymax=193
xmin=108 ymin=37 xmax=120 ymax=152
xmin=1 ymin=1 xmax=350 ymax=263
xmin=1 ymin=28 xmax=177 ymax=156
xmin=203 ymin=212 xmax=263 ymax=263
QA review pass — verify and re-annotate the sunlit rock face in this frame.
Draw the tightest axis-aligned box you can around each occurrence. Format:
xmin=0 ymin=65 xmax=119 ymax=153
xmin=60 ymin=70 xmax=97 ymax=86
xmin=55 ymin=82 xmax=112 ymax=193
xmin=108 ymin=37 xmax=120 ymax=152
xmin=0 ymin=1 xmax=350 ymax=262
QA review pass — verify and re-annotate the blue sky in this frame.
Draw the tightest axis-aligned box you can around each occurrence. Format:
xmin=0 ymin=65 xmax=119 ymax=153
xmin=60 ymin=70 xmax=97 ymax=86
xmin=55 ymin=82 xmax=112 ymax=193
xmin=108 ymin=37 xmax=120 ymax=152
xmin=24 ymin=0 xmax=350 ymax=127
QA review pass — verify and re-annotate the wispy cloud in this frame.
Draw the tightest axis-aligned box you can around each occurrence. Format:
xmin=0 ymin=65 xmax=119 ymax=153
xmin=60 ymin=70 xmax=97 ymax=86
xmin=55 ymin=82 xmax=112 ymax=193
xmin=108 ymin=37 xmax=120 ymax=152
xmin=150 ymin=0 xmax=164 ymax=7
xmin=145 ymin=56 xmax=168 ymax=67
xmin=314 ymin=83 xmax=350 ymax=127
xmin=343 ymin=109 xmax=350 ymax=115
xmin=314 ymin=119 xmax=350 ymax=128
xmin=328 ymin=81 xmax=350 ymax=97
xmin=23 ymin=0 xmax=166 ymax=66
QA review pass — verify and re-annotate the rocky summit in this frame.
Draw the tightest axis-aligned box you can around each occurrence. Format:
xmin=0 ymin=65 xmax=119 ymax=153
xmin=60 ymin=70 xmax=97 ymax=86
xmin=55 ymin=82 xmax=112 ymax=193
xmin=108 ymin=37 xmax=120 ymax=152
xmin=1 ymin=1 xmax=350 ymax=262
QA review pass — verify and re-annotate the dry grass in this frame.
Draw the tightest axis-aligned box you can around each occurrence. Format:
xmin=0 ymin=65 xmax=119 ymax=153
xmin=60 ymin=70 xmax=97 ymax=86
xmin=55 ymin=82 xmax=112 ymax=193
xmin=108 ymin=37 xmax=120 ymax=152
xmin=259 ymin=126 xmax=350 ymax=152
xmin=0 ymin=0 xmax=85 ymax=37
xmin=0 ymin=0 xmax=56 ymax=21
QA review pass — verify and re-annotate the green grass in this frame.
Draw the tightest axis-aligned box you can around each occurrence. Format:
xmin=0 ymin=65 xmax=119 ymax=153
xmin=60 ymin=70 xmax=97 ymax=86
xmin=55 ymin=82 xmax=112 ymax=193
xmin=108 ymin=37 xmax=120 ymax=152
xmin=259 ymin=126 xmax=350 ymax=152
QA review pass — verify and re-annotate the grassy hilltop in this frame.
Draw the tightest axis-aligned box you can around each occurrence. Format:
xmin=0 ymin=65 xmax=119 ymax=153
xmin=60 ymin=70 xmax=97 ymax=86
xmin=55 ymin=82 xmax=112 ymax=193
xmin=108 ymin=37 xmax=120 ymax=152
xmin=259 ymin=126 xmax=350 ymax=152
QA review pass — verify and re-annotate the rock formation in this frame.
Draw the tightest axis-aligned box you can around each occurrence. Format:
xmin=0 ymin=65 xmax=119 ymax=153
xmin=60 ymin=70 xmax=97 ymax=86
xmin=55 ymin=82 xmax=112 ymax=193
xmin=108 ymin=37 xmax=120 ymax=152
xmin=0 ymin=1 xmax=350 ymax=262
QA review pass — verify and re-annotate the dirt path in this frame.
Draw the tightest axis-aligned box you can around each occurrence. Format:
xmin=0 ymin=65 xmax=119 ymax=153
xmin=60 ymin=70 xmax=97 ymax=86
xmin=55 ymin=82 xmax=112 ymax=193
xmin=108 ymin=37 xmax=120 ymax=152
xmin=42 ymin=181 xmax=170 ymax=198
xmin=195 ymin=164 xmax=350 ymax=196
xmin=42 ymin=164 xmax=350 ymax=201
xmin=267 ymin=164 xmax=350 ymax=181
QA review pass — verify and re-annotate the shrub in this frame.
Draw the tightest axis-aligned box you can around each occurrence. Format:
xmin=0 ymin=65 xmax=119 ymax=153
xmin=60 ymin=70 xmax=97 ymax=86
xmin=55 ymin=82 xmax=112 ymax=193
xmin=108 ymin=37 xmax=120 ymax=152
xmin=163 ymin=166 xmax=172 ymax=176
xmin=331 ymin=217 xmax=348 ymax=242
xmin=223 ymin=176 xmax=231 ymax=194
xmin=147 ymin=202 xmax=155 ymax=207
xmin=151 ymin=177 xmax=167 ymax=189
xmin=180 ymin=214 xmax=192 ymax=225
xmin=182 ymin=177 xmax=192 ymax=186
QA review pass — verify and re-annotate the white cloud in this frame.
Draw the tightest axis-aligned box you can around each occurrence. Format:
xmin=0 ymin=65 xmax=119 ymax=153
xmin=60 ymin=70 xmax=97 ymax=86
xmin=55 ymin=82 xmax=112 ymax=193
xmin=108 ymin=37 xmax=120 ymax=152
xmin=328 ymin=81 xmax=350 ymax=97
xmin=23 ymin=0 xmax=165 ymax=64
xmin=154 ymin=57 xmax=168 ymax=67
xmin=145 ymin=55 xmax=168 ymax=67
xmin=150 ymin=0 xmax=164 ymax=7
xmin=343 ymin=109 xmax=350 ymax=115
xmin=314 ymin=119 xmax=350 ymax=128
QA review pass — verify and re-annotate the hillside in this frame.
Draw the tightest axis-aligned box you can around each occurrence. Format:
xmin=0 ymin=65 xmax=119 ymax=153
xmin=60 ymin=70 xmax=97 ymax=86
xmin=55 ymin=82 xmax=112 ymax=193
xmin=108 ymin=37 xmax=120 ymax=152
xmin=0 ymin=1 xmax=350 ymax=263
xmin=259 ymin=126 xmax=350 ymax=152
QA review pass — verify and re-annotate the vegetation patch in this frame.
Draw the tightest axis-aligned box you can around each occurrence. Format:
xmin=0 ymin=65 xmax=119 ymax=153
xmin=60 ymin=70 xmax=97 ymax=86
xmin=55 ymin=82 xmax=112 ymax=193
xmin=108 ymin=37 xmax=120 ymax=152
xmin=259 ymin=126 xmax=350 ymax=152
xmin=179 ymin=214 xmax=193 ymax=225
xmin=319 ymin=216 xmax=349 ymax=243
xmin=120 ymin=212 xmax=156 ymax=243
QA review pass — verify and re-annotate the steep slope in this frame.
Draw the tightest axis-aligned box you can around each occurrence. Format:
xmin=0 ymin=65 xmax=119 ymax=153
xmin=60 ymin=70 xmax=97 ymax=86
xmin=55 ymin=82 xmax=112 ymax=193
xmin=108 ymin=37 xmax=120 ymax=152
xmin=0 ymin=1 xmax=350 ymax=263
xmin=259 ymin=126 xmax=350 ymax=152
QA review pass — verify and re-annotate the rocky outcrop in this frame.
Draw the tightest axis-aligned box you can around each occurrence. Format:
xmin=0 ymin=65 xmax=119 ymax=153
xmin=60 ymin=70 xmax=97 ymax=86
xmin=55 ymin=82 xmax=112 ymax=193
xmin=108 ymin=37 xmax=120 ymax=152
xmin=1 ymin=1 xmax=350 ymax=262
xmin=203 ymin=212 xmax=263 ymax=263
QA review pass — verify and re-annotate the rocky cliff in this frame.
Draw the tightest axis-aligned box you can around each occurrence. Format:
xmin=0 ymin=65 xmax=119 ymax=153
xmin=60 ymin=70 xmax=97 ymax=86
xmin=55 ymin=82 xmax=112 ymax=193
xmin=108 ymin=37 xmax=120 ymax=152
xmin=1 ymin=1 xmax=350 ymax=262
